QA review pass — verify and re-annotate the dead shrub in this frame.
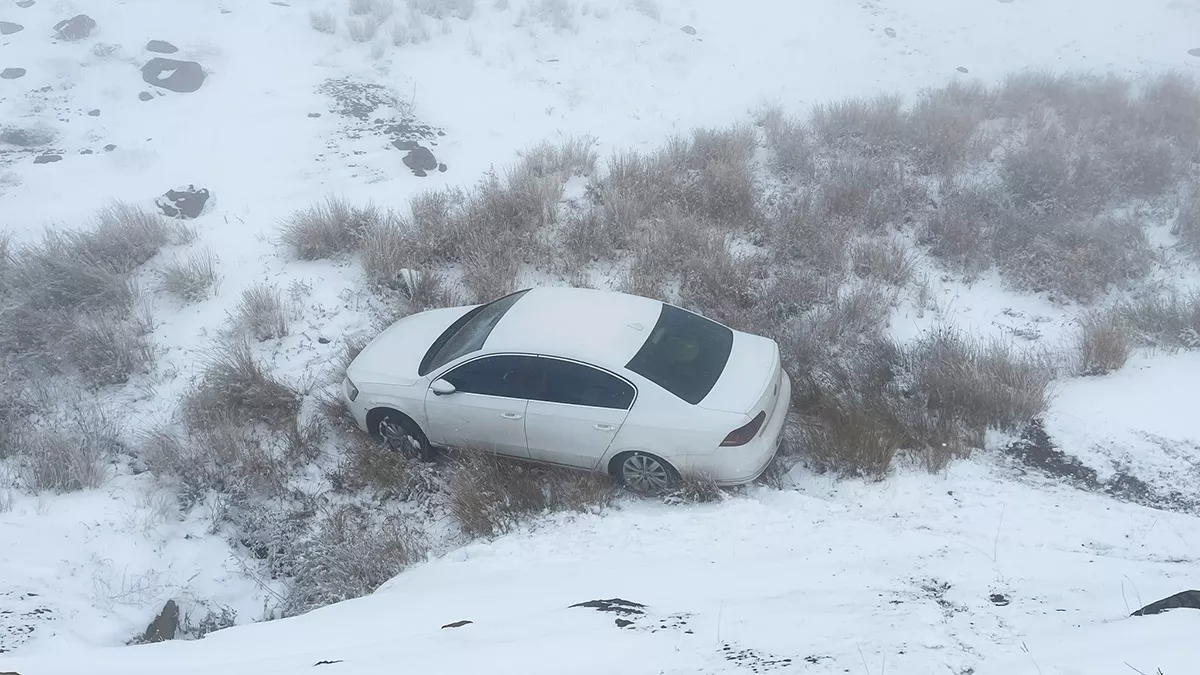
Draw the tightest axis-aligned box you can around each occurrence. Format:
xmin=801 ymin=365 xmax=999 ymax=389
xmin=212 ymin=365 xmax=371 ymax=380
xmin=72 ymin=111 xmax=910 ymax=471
xmin=810 ymin=94 xmax=908 ymax=158
xmin=83 ymin=202 xmax=176 ymax=272
xmin=768 ymin=194 xmax=850 ymax=277
xmin=1135 ymin=71 xmax=1200 ymax=155
xmin=1076 ymin=308 xmax=1133 ymax=375
xmin=1118 ymin=290 xmax=1200 ymax=349
xmin=408 ymin=0 xmax=476 ymax=19
xmin=310 ymin=9 xmax=337 ymax=33
xmin=283 ymin=505 xmax=428 ymax=617
xmin=448 ymin=451 xmax=616 ymax=539
xmin=817 ymin=157 xmax=926 ymax=231
xmin=63 ymin=310 xmax=157 ymax=387
xmin=998 ymin=122 xmax=1110 ymax=217
xmin=759 ymin=106 xmax=816 ymax=178
xmin=459 ymin=229 xmax=524 ymax=303
xmin=281 ymin=197 xmax=383 ymax=260
xmin=359 ymin=217 xmax=414 ymax=290
xmin=517 ymin=136 xmax=598 ymax=178
xmin=795 ymin=390 xmax=903 ymax=478
xmin=1174 ymin=186 xmax=1200 ymax=254
xmin=157 ymin=249 xmax=220 ymax=303
xmin=850 ymin=237 xmax=916 ymax=287
xmin=996 ymin=214 xmax=1155 ymax=302
xmin=330 ymin=433 xmax=439 ymax=499
xmin=677 ymin=235 xmax=763 ymax=330
xmin=662 ymin=475 xmax=727 ymax=505
xmin=182 ymin=340 xmax=301 ymax=430
xmin=920 ymin=182 xmax=1012 ymax=274
xmin=139 ymin=423 xmax=290 ymax=500
xmin=906 ymin=81 xmax=992 ymax=173
xmin=16 ymin=402 xmax=120 ymax=493
xmin=233 ymin=282 xmax=290 ymax=341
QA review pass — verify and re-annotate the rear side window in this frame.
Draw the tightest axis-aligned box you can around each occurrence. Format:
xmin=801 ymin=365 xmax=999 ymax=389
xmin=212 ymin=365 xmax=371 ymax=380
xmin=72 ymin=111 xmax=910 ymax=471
xmin=626 ymin=304 xmax=733 ymax=405
xmin=419 ymin=289 xmax=530 ymax=376
xmin=442 ymin=355 xmax=542 ymax=399
xmin=538 ymin=358 xmax=635 ymax=410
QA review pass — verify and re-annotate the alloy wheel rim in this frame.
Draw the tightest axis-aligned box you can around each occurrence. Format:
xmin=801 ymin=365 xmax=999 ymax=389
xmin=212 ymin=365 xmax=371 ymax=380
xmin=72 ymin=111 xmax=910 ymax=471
xmin=379 ymin=420 xmax=421 ymax=456
xmin=622 ymin=454 xmax=670 ymax=493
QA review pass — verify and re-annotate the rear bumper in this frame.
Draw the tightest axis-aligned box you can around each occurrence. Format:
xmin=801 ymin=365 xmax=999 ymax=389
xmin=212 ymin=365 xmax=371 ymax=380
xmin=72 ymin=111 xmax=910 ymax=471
xmin=685 ymin=370 xmax=791 ymax=485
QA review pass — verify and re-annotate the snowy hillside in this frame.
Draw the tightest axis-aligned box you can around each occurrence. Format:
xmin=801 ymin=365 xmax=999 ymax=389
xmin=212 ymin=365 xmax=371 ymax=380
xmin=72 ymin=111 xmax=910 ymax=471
xmin=3 ymin=0 xmax=1200 ymax=673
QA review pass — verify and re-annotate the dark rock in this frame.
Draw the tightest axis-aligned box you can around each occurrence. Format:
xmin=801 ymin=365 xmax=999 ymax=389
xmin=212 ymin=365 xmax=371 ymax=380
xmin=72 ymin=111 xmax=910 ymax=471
xmin=437 ymin=163 xmax=447 ymax=173
xmin=1132 ymin=590 xmax=1200 ymax=616
xmin=1189 ymin=48 xmax=1200 ymax=57
xmin=307 ymin=112 xmax=321 ymax=118
xmin=141 ymin=600 xmax=179 ymax=643
xmin=145 ymin=40 xmax=178 ymax=54
xmin=139 ymin=91 xmax=153 ymax=101
xmin=569 ymin=599 xmax=647 ymax=616
xmin=53 ymin=14 xmax=96 ymax=41
xmin=317 ymin=336 xmax=331 ymax=345
xmin=88 ymin=108 xmax=100 ymax=116
xmin=988 ymin=593 xmax=1009 ymax=606
xmin=103 ymin=143 xmax=116 ymax=151
xmin=17 ymin=0 xmax=36 ymax=6
xmin=440 ymin=620 xmax=472 ymax=629
xmin=156 ymin=184 xmax=210 ymax=219
xmin=884 ymin=27 xmax=897 ymax=37
xmin=1 ymin=127 xmax=54 ymax=146
xmin=0 ymin=21 xmax=23 ymax=34
xmin=271 ymin=1 xmax=291 ymax=5
xmin=956 ymin=66 xmax=969 ymax=73
xmin=313 ymin=660 xmax=343 ymax=666
xmin=141 ymin=58 xmax=206 ymax=93
xmin=680 ymin=25 xmax=696 ymax=35
xmin=32 ymin=154 xmax=61 ymax=164
xmin=80 ymin=148 xmax=92 ymax=154
xmin=1 ymin=68 xmax=25 ymax=79
xmin=614 ymin=618 xmax=634 ymax=628
xmin=402 ymin=145 xmax=438 ymax=175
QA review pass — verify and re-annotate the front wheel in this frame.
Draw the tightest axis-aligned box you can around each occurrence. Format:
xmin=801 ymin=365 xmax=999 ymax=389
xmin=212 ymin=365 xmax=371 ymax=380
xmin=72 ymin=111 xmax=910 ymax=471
xmin=370 ymin=410 xmax=435 ymax=462
xmin=613 ymin=452 xmax=678 ymax=495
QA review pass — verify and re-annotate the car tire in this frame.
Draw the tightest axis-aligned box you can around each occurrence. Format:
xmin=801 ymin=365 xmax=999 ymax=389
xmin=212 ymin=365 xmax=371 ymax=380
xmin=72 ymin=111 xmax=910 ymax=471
xmin=611 ymin=451 xmax=679 ymax=495
xmin=366 ymin=408 xmax=435 ymax=462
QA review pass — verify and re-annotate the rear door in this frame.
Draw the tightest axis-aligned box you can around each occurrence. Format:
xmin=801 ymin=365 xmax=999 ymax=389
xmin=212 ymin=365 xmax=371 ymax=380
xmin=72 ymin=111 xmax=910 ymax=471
xmin=524 ymin=357 xmax=635 ymax=469
xmin=423 ymin=354 xmax=539 ymax=458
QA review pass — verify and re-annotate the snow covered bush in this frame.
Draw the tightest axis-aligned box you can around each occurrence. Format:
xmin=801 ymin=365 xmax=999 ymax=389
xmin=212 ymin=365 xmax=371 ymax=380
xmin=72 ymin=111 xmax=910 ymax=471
xmin=1119 ymin=291 xmax=1200 ymax=350
xmin=1076 ymin=308 xmax=1133 ymax=375
xmin=182 ymin=340 xmax=301 ymax=430
xmin=233 ymin=282 xmax=290 ymax=341
xmin=157 ymin=249 xmax=220 ymax=303
xmin=1175 ymin=186 xmax=1200 ymax=255
xmin=408 ymin=0 xmax=476 ymax=19
xmin=810 ymin=94 xmax=909 ymax=160
xmin=15 ymin=401 xmax=120 ymax=493
xmin=758 ymin=106 xmax=816 ymax=178
xmin=516 ymin=136 xmax=598 ymax=178
xmin=282 ymin=505 xmax=429 ymax=617
xmin=448 ymin=451 xmax=616 ymax=538
xmin=849 ymin=236 xmax=917 ymax=288
xmin=309 ymin=9 xmax=337 ymax=33
xmin=280 ymin=197 xmax=383 ymax=260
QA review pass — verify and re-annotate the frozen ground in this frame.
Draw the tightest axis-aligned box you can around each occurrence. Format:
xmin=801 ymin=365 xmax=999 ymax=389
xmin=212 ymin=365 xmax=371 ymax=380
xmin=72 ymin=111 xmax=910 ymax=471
xmin=3 ymin=0 xmax=1200 ymax=672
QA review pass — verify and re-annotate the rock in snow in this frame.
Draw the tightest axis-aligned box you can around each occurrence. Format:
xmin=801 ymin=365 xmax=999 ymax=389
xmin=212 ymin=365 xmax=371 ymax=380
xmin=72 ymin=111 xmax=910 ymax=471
xmin=142 ymin=58 xmax=206 ymax=93
xmin=156 ymin=185 xmax=211 ymax=219
xmin=53 ymin=14 xmax=96 ymax=41
xmin=0 ymin=21 xmax=24 ymax=35
xmin=140 ymin=599 xmax=180 ymax=643
xmin=401 ymin=145 xmax=439 ymax=176
xmin=145 ymin=39 xmax=179 ymax=54
xmin=1 ymin=68 xmax=26 ymax=79
xmin=1131 ymin=590 xmax=1200 ymax=616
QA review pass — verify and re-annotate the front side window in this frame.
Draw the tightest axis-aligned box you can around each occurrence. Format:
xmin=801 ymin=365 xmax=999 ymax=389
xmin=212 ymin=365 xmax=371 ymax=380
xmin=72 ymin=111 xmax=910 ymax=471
xmin=625 ymin=303 xmax=733 ymax=405
xmin=441 ymin=355 xmax=542 ymax=399
xmin=419 ymin=289 xmax=530 ymax=376
xmin=537 ymin=358 xmax=635 ymax=410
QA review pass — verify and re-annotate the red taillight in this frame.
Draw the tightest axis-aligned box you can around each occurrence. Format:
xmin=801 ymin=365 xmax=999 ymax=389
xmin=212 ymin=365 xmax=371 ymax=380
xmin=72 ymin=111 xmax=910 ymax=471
xmin=721 ymin=411 xmax=767 ymax=447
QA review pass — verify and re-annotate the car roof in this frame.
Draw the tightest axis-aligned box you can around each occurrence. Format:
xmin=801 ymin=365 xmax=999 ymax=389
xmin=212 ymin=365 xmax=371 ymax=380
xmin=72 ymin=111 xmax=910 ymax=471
xmin=483 ymin=286 xmax=665 ymax=369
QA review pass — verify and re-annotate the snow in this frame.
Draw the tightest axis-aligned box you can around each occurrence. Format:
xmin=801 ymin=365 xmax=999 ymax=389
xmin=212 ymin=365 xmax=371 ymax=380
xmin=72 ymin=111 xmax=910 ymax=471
xmin=3 ymin=0 xmax=1200 ymax=671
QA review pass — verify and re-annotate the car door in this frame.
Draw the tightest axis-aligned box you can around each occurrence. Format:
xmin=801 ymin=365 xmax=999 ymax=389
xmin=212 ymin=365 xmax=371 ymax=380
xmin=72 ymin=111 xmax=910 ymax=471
xmin=524 ymin=357 xmax=636 ymax=469
xmin=423 ymin=354 xmax=540 ymax=458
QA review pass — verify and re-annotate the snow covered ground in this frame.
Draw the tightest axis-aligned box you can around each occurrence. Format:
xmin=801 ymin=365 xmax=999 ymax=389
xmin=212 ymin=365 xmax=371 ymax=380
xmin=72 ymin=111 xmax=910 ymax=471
xmin=3 ymin=0 xmax=1200 ymax=672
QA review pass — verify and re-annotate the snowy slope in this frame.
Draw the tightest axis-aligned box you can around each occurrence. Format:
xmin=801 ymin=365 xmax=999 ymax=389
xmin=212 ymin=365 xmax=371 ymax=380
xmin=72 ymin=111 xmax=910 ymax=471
xmin=3 ymin=0 xmax=1200 ymax=671
xmin=4 ymin=454 xmax=1200 ymax=674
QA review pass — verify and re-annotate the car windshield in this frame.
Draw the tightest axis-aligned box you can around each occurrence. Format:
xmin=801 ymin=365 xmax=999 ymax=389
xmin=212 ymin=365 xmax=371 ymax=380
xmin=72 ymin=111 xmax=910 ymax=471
xmin=418 ymin=289 xmax=530 ymax=376
xmin=625 ymin=303 xmax=733 ymax=405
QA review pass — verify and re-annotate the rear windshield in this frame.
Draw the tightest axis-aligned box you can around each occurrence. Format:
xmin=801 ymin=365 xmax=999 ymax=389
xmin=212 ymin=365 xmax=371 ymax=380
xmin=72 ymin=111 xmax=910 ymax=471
xmin=419 ymin=289 xmax=530 ymax=376
xmin=626 ymin=304 xmax=733 ymax=405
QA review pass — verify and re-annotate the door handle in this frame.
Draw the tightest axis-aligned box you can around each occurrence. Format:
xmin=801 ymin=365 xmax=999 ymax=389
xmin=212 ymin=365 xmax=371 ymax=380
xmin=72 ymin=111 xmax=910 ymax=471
xmin=500 ymin=412 xmax=523 ymax=420
xmin=593 ymin=423 xmax=616 ymax=432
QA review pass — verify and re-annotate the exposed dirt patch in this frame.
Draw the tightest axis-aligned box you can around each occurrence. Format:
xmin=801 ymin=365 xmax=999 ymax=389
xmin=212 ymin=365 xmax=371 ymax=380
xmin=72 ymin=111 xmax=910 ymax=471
xmin=315 ymin=77 xmax=445 ymax=177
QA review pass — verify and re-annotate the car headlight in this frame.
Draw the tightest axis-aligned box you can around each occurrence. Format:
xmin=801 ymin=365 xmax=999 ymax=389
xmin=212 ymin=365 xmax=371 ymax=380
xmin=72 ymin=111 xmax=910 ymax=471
xmin=344 ymin=377 xmax=359 ymax=402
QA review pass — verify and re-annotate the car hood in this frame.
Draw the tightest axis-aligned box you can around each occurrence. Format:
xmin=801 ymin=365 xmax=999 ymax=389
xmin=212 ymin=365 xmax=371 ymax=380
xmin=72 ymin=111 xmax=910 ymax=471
xmin=697 ymin=331 xmax=780 ymax=415
xmin=346 ymin=305 xmax=477 ymax=386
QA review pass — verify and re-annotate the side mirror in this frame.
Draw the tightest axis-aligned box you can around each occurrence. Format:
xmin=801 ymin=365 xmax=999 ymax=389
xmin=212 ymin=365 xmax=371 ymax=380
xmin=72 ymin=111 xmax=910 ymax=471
xmin=431 ymin=379 xmax=457 ymax=396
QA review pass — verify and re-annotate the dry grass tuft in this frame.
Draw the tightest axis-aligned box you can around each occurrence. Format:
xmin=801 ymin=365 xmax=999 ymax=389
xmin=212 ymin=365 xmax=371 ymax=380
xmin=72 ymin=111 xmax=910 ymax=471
xmin=1076 ymin=308 xmax=1133 ymax=375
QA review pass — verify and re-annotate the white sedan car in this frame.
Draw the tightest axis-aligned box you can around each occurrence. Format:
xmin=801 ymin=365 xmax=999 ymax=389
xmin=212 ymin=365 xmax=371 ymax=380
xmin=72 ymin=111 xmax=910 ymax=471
xmin=342 ymin=286 xmax=790 ymax=493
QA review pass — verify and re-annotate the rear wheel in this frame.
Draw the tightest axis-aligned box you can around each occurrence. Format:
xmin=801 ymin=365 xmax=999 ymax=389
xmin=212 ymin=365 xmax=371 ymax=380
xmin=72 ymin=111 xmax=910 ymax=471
xmin=613 ymin=452 xmax=678 ymax=495
xmin=367 ymin=409 xmax=435 ymax=462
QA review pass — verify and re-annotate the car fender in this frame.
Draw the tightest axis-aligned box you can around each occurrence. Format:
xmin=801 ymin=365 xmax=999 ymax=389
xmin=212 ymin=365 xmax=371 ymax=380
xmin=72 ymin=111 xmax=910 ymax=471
xmin=358 ymin=383 xmax=430 ymax=429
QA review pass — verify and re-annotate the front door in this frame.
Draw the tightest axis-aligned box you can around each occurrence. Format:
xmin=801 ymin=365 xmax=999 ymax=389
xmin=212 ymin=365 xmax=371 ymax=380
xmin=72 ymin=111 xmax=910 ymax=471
xmin=524 ymin=357 xmax=635 ymax=469
xmin=423 ymin=354 xmax=541 ymax=458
